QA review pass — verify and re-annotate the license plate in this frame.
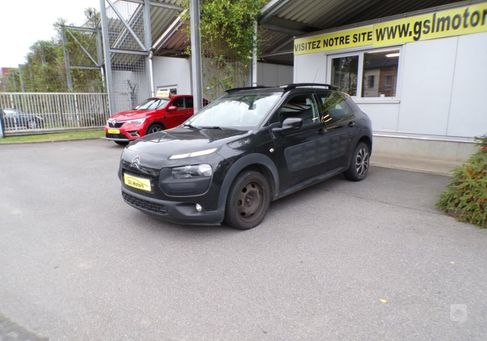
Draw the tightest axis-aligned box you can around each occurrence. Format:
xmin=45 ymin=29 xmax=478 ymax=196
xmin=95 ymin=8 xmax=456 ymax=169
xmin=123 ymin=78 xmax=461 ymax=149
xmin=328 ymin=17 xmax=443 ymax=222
xmin=124 ymin=173 xmax=151 ymax=192
xmin=108 ymin=128 xmax=120 ymax=134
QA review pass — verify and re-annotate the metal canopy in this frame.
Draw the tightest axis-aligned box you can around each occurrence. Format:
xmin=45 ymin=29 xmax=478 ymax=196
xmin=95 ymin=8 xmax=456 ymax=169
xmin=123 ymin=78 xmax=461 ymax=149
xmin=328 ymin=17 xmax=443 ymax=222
xmin=150 ymin=0 xmax=463 ymax=65
xmin=99 ymin=0 xmax=185 ymax=112
xmin=258 ymin=0 xmax=463 ymax=64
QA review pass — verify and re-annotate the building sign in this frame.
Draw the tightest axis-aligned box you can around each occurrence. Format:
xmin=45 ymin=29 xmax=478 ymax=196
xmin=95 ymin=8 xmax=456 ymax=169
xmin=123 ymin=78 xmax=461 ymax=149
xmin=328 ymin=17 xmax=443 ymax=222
xmin=294 ymin=2 xmax=487 ymax=55
xmin=156 ymin=86 xmax=177 ymax=98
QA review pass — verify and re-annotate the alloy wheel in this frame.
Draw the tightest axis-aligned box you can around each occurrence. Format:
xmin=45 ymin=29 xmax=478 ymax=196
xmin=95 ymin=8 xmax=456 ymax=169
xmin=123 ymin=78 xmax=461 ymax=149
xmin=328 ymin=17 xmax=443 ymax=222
xmin=149 ymin=126 xmax=162 ymax=133
xmin=355 ymin=147 xmax=370 ymax=177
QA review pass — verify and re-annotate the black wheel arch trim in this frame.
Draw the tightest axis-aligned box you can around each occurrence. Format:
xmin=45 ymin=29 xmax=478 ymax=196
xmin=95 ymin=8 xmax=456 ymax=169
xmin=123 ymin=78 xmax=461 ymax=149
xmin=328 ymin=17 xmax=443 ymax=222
xmin=346 ymin=132 xmax=373 ymax=170
xmin=216 ymin=153 xmax=279 ymax=212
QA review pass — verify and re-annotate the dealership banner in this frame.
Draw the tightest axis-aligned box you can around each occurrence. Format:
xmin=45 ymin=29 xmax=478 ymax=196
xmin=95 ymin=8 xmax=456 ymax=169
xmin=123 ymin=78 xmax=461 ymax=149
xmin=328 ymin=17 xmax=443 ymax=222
xmin=294 ymin=2 xmax=487 ymax=55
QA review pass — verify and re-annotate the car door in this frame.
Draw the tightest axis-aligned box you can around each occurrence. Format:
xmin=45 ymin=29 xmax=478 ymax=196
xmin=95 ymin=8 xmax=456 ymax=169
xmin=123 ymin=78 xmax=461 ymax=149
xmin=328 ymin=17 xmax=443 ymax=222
xmin=184 ymin=96 xmax=195 ymax=120
xmin=170 ymin=97 xmax=192 ymax=126
xmin=315 ymin=91 xmax=356 ymax=170
xmin=270 ymin=92 xmax=326 ymax=188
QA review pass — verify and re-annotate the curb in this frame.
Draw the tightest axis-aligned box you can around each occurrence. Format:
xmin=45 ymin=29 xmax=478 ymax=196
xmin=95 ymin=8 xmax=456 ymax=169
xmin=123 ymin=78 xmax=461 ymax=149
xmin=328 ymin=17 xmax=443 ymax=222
xmin=0 ymin=137 xmax=106 ymax=146
xmin=371 ymin=161 xmax=452 ymax=177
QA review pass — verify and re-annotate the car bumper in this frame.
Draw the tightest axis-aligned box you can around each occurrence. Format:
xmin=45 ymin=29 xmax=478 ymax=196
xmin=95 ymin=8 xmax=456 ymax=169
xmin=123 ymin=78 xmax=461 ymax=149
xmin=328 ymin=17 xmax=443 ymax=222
xmin=104 ymin=127 xmax=141 ymax=141
xmin=121 ymin=187 xmax=225 ymax=225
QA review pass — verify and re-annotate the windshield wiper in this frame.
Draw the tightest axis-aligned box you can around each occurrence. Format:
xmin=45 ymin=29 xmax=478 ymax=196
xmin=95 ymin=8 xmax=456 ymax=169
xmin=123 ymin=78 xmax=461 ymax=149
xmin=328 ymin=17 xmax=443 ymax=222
xmin=183 ymin=123 xmax=196 ymax=128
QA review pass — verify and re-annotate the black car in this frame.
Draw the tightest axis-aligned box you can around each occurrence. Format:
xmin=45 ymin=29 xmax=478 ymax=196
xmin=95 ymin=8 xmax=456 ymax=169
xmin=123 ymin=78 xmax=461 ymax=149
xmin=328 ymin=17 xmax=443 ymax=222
xmin=119 ymin=84 xmax=372 ymax=229
xmin=0 ymin=108 xmax=44 ymax=130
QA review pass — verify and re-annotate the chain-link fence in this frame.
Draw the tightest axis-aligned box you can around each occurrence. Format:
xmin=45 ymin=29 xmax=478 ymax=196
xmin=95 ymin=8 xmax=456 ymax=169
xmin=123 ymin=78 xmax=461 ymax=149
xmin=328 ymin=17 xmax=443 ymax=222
xmin=0 ymin=92 xmax=109 ymax=135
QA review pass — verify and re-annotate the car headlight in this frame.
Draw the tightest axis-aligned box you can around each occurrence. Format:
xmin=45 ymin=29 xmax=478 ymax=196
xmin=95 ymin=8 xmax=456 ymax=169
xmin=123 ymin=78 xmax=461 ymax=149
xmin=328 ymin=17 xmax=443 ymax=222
xmin=125 ymin=118 xmax=145 ymax=125
xmin=169 ymin=148 xmax=217 ymax=160
xmin=172 ymin=164 xmax=213 ymax=179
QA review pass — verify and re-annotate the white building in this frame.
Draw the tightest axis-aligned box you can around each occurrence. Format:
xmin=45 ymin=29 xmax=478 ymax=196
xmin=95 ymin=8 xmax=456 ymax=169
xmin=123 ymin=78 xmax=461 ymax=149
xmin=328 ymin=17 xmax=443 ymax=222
xmin=291 ymin=2 xmax=487 ymax=162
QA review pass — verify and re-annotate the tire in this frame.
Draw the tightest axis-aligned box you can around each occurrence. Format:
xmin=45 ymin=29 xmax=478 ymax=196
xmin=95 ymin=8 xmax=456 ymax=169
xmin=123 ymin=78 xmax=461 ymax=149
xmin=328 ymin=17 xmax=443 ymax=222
xmin=114 ymin=141 xmax=128 ymax=146
xmin=344 ymin=142 xmax=370 ymax=181
xmin=146 ymin=123 xmax=164 ymax=135
xmin=224 ymin=170 xmax=271 ymax=230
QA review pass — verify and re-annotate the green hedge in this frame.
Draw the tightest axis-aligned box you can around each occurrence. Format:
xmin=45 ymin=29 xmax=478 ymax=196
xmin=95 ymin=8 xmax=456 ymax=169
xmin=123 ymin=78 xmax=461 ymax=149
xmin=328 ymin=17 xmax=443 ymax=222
xmin=437 ymin=136 xmax=487 ymax=228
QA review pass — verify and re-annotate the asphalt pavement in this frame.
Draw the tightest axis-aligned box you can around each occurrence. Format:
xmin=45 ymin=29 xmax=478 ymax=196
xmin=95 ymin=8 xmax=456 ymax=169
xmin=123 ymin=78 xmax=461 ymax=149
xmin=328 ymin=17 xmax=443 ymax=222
xmin=1 ymin=139 xmax=486 ymax=340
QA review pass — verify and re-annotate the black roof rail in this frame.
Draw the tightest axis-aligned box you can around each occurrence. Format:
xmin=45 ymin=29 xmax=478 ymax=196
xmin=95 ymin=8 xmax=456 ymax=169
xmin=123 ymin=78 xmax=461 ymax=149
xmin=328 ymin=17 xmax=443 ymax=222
xmin=225 ymin=85 xmax=271 ymax=93
xmin=281 ymin=83 xmax=338 ymax=91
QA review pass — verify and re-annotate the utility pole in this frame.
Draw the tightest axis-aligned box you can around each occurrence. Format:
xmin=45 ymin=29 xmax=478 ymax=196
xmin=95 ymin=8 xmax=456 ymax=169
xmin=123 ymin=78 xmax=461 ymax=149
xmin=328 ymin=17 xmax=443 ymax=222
xmin=251 ymin=21 xmax=258 ymax=87
xmin=143 ymin=0 xmax=155 ymax=97
xmin=61 ymin=26 xmax=74 ymax=91
xmin=99 ymin=0 xmax=115 ymax=114
xmin=189 ymin=0 xmax=203 ymax=113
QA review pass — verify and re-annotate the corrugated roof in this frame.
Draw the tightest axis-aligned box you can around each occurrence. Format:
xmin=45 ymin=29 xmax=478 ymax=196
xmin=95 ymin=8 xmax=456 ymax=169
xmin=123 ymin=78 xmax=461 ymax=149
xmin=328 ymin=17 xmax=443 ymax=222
xmin=118 ymin=0 xmax=466 ymax=65
xmin=259 ymin=0 xmax=464 ymax=64
xmin=263 ymin=0 xmax=463 ymax=29
xmin=107 ymin=0 xmax=184 ymax=68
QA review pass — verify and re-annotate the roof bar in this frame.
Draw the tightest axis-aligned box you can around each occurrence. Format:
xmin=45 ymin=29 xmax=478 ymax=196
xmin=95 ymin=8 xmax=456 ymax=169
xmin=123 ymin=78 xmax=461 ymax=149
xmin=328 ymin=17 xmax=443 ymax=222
xmin=225 ymin=86 xmax=271 ymax=93
xmin=224 ymin=83 xmax=338 ymax=94
xmin=281 ymin=83 xmax=338 ymax=90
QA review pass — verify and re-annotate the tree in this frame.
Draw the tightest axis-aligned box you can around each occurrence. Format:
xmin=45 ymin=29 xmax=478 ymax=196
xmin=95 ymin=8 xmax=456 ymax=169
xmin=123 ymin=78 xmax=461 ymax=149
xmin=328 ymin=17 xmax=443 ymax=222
xmin=183 ymin=0 xmax=267 ymax=99
xmin=5 ymin=8 xmax=103 ymax=93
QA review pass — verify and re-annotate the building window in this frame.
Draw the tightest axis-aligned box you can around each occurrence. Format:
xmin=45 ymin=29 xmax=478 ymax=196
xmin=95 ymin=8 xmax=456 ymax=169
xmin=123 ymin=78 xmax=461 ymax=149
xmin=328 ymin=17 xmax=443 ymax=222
xmin=362 ymin=50 xmax=399 ymax=97
xmin=329 ymin=48 xmax=400 ymax=98
xmin=330 ymin=56 xmax=358 ymax=96
xmin=367 ymin=75 xmax=375 ymax=88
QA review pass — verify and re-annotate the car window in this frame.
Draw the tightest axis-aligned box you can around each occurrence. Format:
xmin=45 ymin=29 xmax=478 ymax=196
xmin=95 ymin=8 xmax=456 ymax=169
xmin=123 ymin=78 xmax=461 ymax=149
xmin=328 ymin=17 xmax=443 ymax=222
xmin=137 ymin=98 xmax=168 ymax=110
xmin=186 ymin=97 xmax=193 ymax=108
xmin=157 ymin=100 xmax=168 ymax=109
xmin=187 ymin=92 xmax=282 ymax=130
xmin=172 ymin=98 xmax=185 ymax=109
xmin=278 ymin=94 xmax=319 ymax=127
xmin=317 ymin=92 xmax=354 ymax=127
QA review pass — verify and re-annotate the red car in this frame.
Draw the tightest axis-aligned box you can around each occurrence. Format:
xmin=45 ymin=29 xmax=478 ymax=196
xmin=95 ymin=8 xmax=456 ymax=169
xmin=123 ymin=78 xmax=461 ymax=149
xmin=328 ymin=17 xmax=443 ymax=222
xmin=105 ymin=95 xmax=201 ymax=145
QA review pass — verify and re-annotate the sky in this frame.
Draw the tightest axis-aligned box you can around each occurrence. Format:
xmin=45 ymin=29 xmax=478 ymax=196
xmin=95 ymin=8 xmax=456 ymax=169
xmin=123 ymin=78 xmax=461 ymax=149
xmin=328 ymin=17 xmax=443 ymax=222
xmin=0 ymin=0 xmax=99 ymax=67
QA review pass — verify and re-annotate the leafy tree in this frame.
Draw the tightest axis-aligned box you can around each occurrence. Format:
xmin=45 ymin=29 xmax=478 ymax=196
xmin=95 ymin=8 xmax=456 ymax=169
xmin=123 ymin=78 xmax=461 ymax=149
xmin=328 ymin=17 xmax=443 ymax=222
xmin=5 ymin=8 xmax=103 ymax=93
xmin=183 ymin=0 xmax=267 ymax=99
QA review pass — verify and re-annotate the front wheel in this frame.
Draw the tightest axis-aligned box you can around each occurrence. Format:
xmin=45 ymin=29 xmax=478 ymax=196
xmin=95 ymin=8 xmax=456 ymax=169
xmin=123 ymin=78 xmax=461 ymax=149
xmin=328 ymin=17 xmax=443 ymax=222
xmin=224 ymin=171 xmax=271 ymax=230
xmin=344 ymin=142 xmax=370 ymax=181
xmin=146 ymin=123 xmax=164 ymax=135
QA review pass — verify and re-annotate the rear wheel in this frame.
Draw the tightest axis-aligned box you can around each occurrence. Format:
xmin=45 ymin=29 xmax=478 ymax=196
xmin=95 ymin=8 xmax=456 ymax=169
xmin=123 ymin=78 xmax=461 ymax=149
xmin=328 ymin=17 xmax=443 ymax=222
xmin=344 ymin=142 xmax=370 ymax=181
xmin=224 ymin=171 xmax=271 ymax=230
xmin=146 ymin=123 xmax=164 ymax=135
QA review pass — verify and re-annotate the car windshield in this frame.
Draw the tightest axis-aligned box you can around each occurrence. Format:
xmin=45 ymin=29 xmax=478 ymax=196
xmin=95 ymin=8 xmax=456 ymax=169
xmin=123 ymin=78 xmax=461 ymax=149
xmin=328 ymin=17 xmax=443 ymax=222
xmin=186 ymin=92 xmax=282 ymax=130
xmin=136 ymin=98 xmax=168 ymax=110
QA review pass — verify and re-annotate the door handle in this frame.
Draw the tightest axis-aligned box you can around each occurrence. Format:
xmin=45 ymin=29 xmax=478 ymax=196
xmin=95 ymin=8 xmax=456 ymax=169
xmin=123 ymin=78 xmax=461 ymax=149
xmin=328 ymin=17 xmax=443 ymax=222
xmin=348 ymin=121 xmax=356 ymax=127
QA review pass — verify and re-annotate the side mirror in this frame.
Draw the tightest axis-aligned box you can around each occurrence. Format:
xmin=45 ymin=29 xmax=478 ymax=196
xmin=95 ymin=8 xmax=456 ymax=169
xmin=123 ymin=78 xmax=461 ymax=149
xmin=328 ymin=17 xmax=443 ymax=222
xmin=167 ymin=105 xmax=177 ymax=112
xmin=272 ymin=117 xmax=303 ymax=133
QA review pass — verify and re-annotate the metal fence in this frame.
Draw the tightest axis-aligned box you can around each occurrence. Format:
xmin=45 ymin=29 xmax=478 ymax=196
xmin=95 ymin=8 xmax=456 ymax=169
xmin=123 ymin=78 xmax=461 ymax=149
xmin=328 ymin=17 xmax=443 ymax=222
xmin=0 ymin=92 xmax=109 ymax=136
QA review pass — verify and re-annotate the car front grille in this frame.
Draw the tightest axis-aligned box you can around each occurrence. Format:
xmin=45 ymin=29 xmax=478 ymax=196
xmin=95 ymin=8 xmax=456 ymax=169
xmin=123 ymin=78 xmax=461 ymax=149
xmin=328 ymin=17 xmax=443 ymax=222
xmin=109 ymin=122 xmax=124 ymax=128
xmin=122 ymin=192 xmax=168 ymax=215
